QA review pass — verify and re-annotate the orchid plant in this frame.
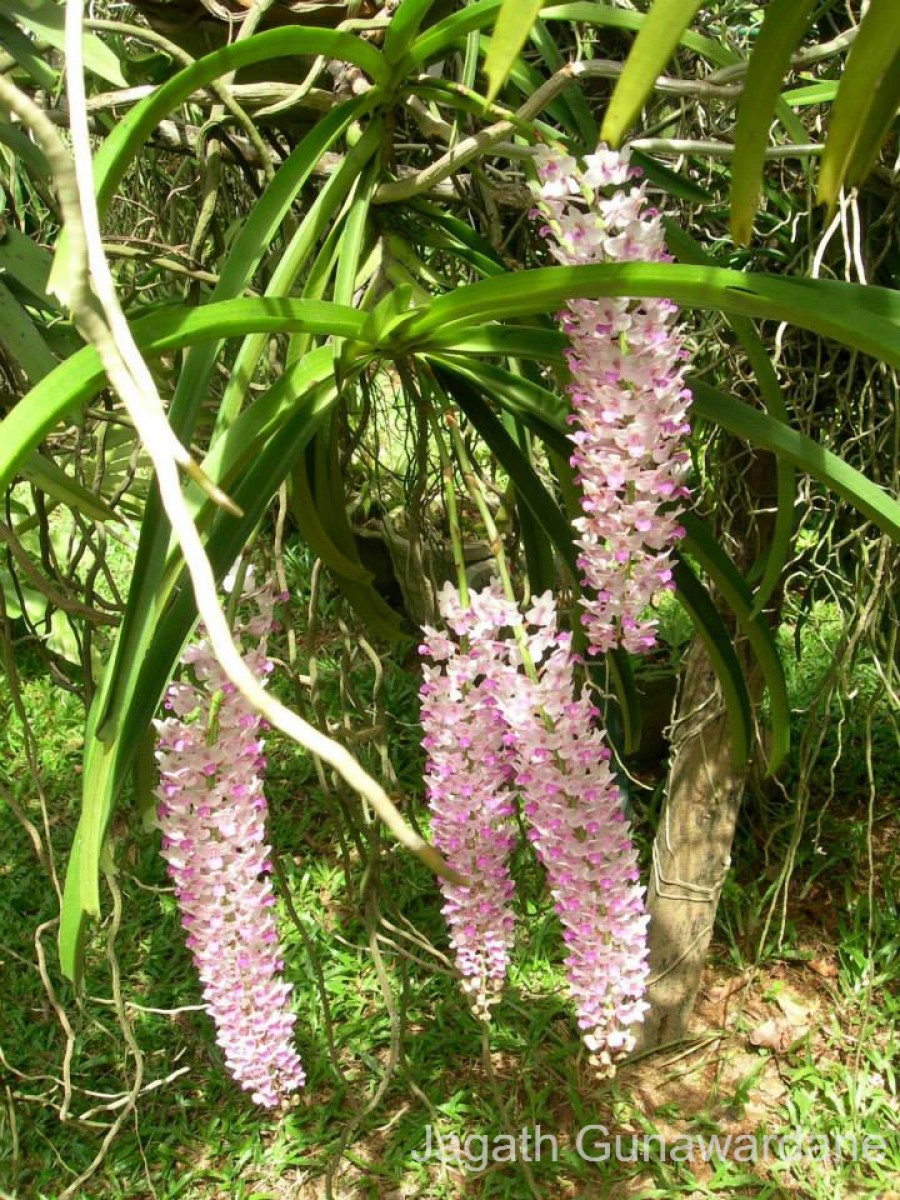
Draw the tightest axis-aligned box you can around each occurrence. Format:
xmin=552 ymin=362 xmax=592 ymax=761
xmin=0 ymin=0 xmax=898 ymax=1118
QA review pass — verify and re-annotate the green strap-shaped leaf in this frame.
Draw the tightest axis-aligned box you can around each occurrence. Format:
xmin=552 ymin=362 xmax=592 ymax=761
xmin=0 ymin=297 xmax=366 ymax=493
xmin=405 ymin=201 xmax=509 ymax=276
xmin=726 ymin=332 xmax=796 ymax=617
xmin=307 ymin=424 xmax=404 ymax=639
xmin=783 ymin=81 xmax=839 ymax=106
xmin=529 ymin=17 xmax=597 ymax=146
xmin=410 ymin=0 xmax=721 ymax=76
xmin=0 ymin=14 xmax=56 ymax=90
xmin=664 ymin=222 xmax=796 ymax=614
xmin=215 ymin=117 xmax=383 ymax=436
xmin=0 ymin=118 xmax=50 ymax=182
xmin=484 ymin=0 xmax=547 ymax=104
xmin=177 ymin=348 xmax=337 ymax=534
xmin=606 ymin=648 xmax=642 ymax=759
xmin=0 ymin=223 xmax=56 ymax=308
xmin=403 ymin=0 xmax=504 ymax=70
xmin=429 ymin=352 xmax=900 ymax=546
xmin=61 ymin=364 xmax=341 ymax=979
xmin=542 ymin=4 xmax=811 ymax=150
xmin=433 ymin=326 xmax=566 ymax=358
xmin=1 ymin=299 xmax=362 ymax=946
xmin=396 ymin=263 xmax=900 ymax=367
xmin=57 ymin=33 xmax=384 ymax=255
xmin=508 ymin=417 xmax=559 ymax=595
xmin=498 ymin=46 xmax=589 ymax=134
xmin=690 ymin=380 xmax=900 ymax=543
xmin=361 ymin=283 xmax=417 ymax=346
xmin=289 ymin=455 xmax=372 ymax=585
xmin=599 ymin=0 xmax=706 ymax=147
xmin=681 ymin=514 xmax=790 ymax=774
xmin=818 ymin=0 xmax=900 ymax=209
xmin=845 ymin=49 xmax=900 ymax=188
xmin=672 ymin=558 xmax=753 ymax=770
xmin=170 ymin=98 xmax=375 ymax=446
xmin=426 ymin=353 xmax=570 ymax=456
xmin=730 ymin=0 xmax=818 ymax=245
xmin=432 ymin=363 xmax=578 ymax=578
xmin=630 ymin=150 xmax=713 ymax=205
xmin=542 ymin=3 xmax=732 ymax=66
xmin=383 ymin=0 xmax=444 ymax=63
xmin=285 ymin=211 xmax=350 ymax=363
xmin=544 ymin=2 xmax=807 ymax=147
xmin=5 ymin=0 xmax=128 ymax=86
xmin=21 ymin=455 xmax=118 ymax=526
xmin=0 ymin=279 xmax=58 ymax=384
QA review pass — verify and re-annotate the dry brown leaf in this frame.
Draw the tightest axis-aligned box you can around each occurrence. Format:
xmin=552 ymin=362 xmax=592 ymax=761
xmin=705 ymin=970 xmax=753 ymax=1004
xmin=774 ymin=990 xmax=810 ymax=1024
xmin=748 ymin=1015 xmax=809 ymax=1053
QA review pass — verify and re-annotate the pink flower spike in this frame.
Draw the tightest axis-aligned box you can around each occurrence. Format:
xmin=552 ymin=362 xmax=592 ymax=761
xmin=502 ymin=592 xmax=650 ymax=1073
xmin=154 ymin=575 xmax=304 ymax=1109
xmin=534 ymin=141 xmax=693 ymax=656
xmin=419 ymin=584 xmax=522 ymax=1018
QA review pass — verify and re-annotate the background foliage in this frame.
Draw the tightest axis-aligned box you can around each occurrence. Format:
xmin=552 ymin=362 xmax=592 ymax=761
xmin=0 ymin=0 xmax=898 ymax=1196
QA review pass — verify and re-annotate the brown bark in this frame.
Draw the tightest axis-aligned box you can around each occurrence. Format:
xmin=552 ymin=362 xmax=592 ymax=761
xmin=632 ymin=638 xmax=764 ymax=1052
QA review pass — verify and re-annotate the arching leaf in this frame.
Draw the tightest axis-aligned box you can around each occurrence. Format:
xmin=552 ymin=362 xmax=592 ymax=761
xmin=690 ymin=381 xmax=900 ymax=543
xmin=818 ymin=0 xmax=900 ymax=209
xmin=383 ymin=0 xmax=444 ymax=63
xmin=681 ymin=514 xmax=790 ymax=774
xmin=484 ymin=0 xmax=548 ymax=104
xmin=599 ymin=0 xmax=706 ymax=147
xmin=60 ymin=365 xmax=341 ymax=980
xmin=432 ymin=363 xmax=578 ymax=578
xmin=672 ymin=558 xmax=754 ymax=769
xmin=0 ymin=297 xmax=366 ymax=493
xmin=730 ymin=0 xmax=818 ymax=245
xmin=664 ymin=223 xmax=796 ymax=614
xmin=398 ymin=264 xmax=900 ymax=368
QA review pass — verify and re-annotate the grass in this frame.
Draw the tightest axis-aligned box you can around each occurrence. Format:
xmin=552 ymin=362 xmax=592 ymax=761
xmin=1 ymin=596 xmax=898 ymax=1200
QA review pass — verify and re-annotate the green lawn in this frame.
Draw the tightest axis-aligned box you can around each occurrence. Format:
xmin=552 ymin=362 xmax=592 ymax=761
xmin=1 ymin=605 xmax=898 ymax=1200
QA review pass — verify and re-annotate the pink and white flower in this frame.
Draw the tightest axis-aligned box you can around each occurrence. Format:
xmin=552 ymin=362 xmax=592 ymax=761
xmin=419 ymin=582 xmax=522 ymax=1018
xmin=421 ymin=585 xmax=650 ymax=1069
xmin=502 ymin=595 xmax=650 ymax=1072
xmin=154 ymin=576 xmax=304 ymax=1109
xmin=533 ymin=142 xmax=693 ymax=655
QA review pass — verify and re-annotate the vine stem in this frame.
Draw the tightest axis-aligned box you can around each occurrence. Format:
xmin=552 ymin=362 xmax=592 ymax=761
xmin=0 ymin=4 xmax=460 ymax=891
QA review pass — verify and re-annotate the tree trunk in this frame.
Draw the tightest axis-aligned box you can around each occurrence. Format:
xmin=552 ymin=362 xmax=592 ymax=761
xmin=633 ymin=637 xmax=763 ymax=1052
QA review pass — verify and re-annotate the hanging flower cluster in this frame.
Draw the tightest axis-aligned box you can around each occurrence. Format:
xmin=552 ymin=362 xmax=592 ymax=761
xmin=154 ymin=575 xmax=305 ymax=1109
xmin=533 ymin=143 xmax=693 ymax=656
xmin=419 ymin=583 xmax=521 ymax=1018
xmin=420 ymin=584 xmax=649 ymax=1071
xmin=507 ymin=596 xmax=650 ymax=1070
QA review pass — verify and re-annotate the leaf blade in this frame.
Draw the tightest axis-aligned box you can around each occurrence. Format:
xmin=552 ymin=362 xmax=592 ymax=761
xmin=730 ymin=0 xmax=818 ymax=245
xmin=599 ymin=0 xmax=706 ymax=147
xmin=818 ymin=0 xmax=900 ymax=209
xmin=681 ymin=514 xmax=790 ymax=774
xmin=397 ymin=263 xmax=900 ymax=368
xmin=672 ymin=557 xmax=753 ymax=769
xmin=484 ymin=0 xmax=547 ymax=104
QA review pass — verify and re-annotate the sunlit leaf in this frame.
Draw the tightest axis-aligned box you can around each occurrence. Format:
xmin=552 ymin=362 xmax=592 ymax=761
xmin=5 ymin=0 xmax=127 ymax=86
xmin=599 ymin=0 xmax=706 ymax=147
xmin=730 ymin=0 xmax=818 ymax=245
xmin=484 ymin=0 xmax=547 ymax=104
xmin=399 ymin=263 xmax=900 ymax=369
xmin=818 ymin=0 xmax=900 ymax=209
